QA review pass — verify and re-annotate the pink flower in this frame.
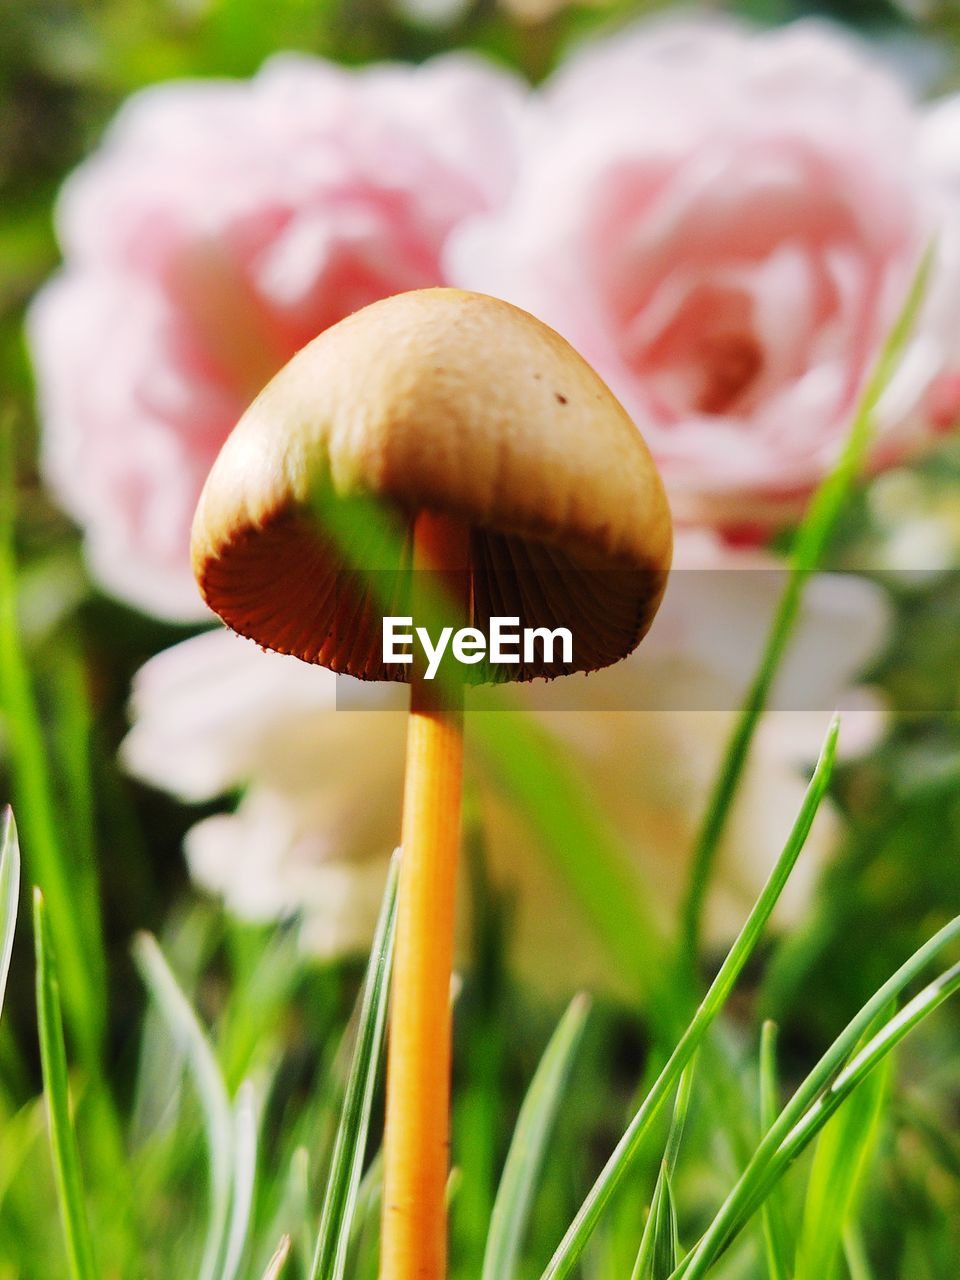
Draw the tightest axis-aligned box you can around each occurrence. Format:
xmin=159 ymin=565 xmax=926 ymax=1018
xmin=28 ymin=53 xmax=528 ymax=619
xmin=921 ymin=93 xmax=960 ymax=433
xmin=449 ymin=20 xmax=960 ymax=535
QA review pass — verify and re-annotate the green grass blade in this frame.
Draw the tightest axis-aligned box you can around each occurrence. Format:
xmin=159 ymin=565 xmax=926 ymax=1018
xmin=222 ymin=1080 xmax=259 ymax=1280
xmin=663 ymin=1056 xmax=697 ymax=1177
xmin=630 ymin=1057 xmax=696 ymax=1280
xmin=472 ymin=713 xmax=668 ymax=1008
xmin=843 ymin=1224 xmax=876 ymax=1280
xmin=47 ymin=648 xmax=106 ymax=1002
xmin=675 ymin=943 xmax=960 ymax=1280
xmin=129 ymin=903 xmax=215 ymax=1148
xmin=133 ymin=931 xmax=233 ymax=1280
xmin=256 ymin=1143 xmax=311 ymax=1280
xmin=794 ymin=1014 xmax=891 ymax=1280
xmin=350 ymin=1149 xmax=383 ymax=1254
xmin=750 ymin=967 xmax=958 ymax=1245
xmin=679 ymin=250 xmax=932 ymax=959
xmin=263 ymin=1235 xmax=292 ymax=1280
xmin=539 ymin=718 xmax=839 ymax=1280
xmin=33 ymin=888 xmax=98 ymax=1280
xmin=631 ymin=1164 xmax=680 ymax=1280
xmin=0 ymin=420 xmax=103 ymax=1063
xmin=765 ymin=971 xmax=959 ymax=1204
xmin=483 ymin=993 xmax=591 ymax=1280
xmin=310 ymin=852 xmax=400 ymax=1280
xmin=758 ymin=1023 xmax=790 ymax=1280
xmin=0 ymin=808 xmax=21 ymax=1018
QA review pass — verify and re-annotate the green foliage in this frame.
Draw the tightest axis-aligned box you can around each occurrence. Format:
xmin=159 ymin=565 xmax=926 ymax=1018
xmin=542 ymin=719 xmax=841 ymax=1280
xmin=311 ymin=854 xmax=398 ymax=1280
xmin=33 ymin=889 xmax=98 ymax=1280
xmin=472 ymin=713 xmax=668 ymax=1005
xmin=0 ymin=422 xmax=106 ymax=1066
xmin=133 ymin=930 xmax=249 ymax=1280
xmin=677 ymin=943 xmax=960 ymax=1278
xmin=19 ymin=710 xmax=960 ymax=1280
xmin=482 ymin=993 xmax=590 ymax=1280
xmin=630 ymin=1061 xmax=695 ymax=1280
xmin=631 ymin=1164 xmax=679 ymax=1280
xmin=794 ymin=1014 xmax=891 ymax=1280
xmin=758 ymin=1023 xmax=791 ymax=1280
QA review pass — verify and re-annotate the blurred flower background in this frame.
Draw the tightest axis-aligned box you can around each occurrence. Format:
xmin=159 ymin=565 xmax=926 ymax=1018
xmin=3 ymin=0 xmax=960 ymax=1277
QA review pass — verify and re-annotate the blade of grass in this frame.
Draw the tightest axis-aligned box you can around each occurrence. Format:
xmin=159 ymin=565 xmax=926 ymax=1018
xmin=263 ymin=1235 xmax=292 ymax=1280
xmin=473 ymin=715 xmax=668 ymax=1012
xmin=219 ymin=925 xmax=303 ymax=1091
xmin=33 ymin=889 xmax=98 ymax=1280
xmin=44 ymin=651 xmax=133 ymax=1244
xmin=258 ymin=1145 xmax=311 ymax=1279
xmin=794 ymin=1013 xmax=891 ymax=1280
xmin=663 ymin=1056 xmax=697 ymax=1177
xmin=309 ymin=852 xmax=399 ymax=1280
xmin=674 ymin=946 xmax=960 ymax=1279
xmin=222 ymin=1080 xmax=259 ymax=1280
xmin=0 ymin=419 xmax=104 ymax=1063
xmin=133 ymin=931 xmax=233 ymax=1280
xmin=843 ymin=1224 xmax=876 ymax=1280
xmin=539 ymin=717 xmax=839 ymax=1280
xmin=130 ymin=903 xmax=218 ymax=1149
xmin=630 ymin=1061 xmax=696 ymax=1280
xmin=758 ymin=1023 xmax=791 ymax=1280
xmin=0 ymin=1094 xmax=45 ymax=1217
xmin=0 ymin=808 xmax=20 ymax=1018
xmin=679 ymin=251 xmax=932 ymax=960
xmin=47 ymin=648 xmax=106 ymax=1002
xmin=350 ymin=1151 xmax=385 ymax=1280
xmin=483 ymin=993 xmax=591 ymax=1280
xmin=350 ymin=1149 xmax=383 ymax=1249
xmin=692 ymin=971 xmax=960 ymax=1277
xmin=631 ymin=1164 xmax=680 ymax=1280
xmin=762 ymin=972 xmax=958 ymax=1214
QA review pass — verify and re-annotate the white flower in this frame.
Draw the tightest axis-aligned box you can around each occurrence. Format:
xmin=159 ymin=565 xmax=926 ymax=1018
xmin=122 ymin=533 xmax=889 ymax=992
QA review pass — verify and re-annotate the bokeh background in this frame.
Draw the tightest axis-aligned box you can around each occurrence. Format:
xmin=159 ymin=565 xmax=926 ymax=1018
xmin=2 ymin=0 xmax=960 ymax=1277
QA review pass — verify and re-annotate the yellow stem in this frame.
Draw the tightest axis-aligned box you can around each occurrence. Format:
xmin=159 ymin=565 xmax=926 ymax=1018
xmin=381 ymin=511 xmax=470 ymax=1280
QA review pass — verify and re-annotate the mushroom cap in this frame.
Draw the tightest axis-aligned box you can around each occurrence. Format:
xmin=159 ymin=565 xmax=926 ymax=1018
xmin=192 ymin=288 xmax=672 ymax=682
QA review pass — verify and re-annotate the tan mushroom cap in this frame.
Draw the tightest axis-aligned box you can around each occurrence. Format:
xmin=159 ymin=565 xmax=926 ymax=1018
xmin=192 ymin=288 xmax=673 ymax=682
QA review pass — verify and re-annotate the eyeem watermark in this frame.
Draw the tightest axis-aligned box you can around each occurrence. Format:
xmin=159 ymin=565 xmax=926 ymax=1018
xmin=383 ymin=616 xmax=573 ymax=680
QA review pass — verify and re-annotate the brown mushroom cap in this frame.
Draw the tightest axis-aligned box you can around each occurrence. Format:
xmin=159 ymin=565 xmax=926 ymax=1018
xmin=192 ymin=288 xmax=672 ymax=682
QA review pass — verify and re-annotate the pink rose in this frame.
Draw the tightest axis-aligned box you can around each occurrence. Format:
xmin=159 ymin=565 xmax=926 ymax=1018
xmin=28 ymin=53 xmax=528 ymax=619
xmin=920 ymin=92 xmax=960 ymax=432
xmin=450 ymin=20 xmax=960 ymax=535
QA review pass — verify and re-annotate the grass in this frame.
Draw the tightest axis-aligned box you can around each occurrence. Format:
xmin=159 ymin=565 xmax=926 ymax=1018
xmin=540 ymin=717 xmax=841 ymax=1280
xmin=133 ymin=930 xmax=240 ymax=1280
xmin=34 ymin=888 xmax=98 ymax=1280
xmin=0 ymin=418 xmax=106 ymax=1067
xmin=3 ymin=707 xmax=959 ymax=1278
xmin=482 ymin=993 xmax=591 ymax=1280
xmin=311 ymin=853 xmax=398 ymax=1280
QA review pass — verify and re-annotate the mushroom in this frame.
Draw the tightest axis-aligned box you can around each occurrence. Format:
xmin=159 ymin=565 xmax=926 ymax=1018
xmin=191 ymin=288 xmax=672 ymax=1280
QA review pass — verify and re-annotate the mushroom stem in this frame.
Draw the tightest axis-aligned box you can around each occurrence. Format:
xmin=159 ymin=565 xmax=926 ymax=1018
xmin=381 ymin=511 xmax=471 ymax=1280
